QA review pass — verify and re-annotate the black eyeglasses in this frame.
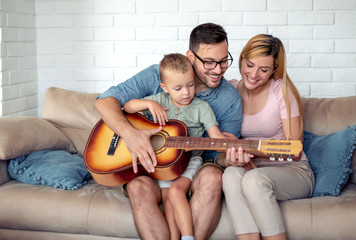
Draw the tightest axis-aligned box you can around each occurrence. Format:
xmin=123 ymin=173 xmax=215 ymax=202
xmin=191 ymin=51 xmax=233 ymax=70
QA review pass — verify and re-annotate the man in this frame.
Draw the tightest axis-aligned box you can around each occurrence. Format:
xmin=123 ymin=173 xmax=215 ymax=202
xmin=95 ymin=22 xmax=242 ymax=240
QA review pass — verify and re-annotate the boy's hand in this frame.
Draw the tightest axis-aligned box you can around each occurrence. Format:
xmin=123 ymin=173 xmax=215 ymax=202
xmin=147 ymin=101 xmax=169 ymax=125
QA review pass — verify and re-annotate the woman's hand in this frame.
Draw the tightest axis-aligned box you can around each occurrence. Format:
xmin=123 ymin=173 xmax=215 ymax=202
xmin=226 ymin=147 xmax=256 ymax=169
xmin=218 ymin=132 xmax=257 ymax=169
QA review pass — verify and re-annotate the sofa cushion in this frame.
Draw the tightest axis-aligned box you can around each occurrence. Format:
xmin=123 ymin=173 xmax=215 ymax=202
xmin=41 ymin=87 xmax=101 ymax=156
xmin=0 ymin=181 xmax=140 ymax=238
xmin=302 ymin=96 xmax=356 ymax=136
xmin=42 ymin=87 xmax=100 ymax=130
xmin=0 ymin=116 xmax=76 ymax=160
xmin=302 ymin=96 xmax=356 ymax=185
xmin=303 ymin=126 xmax=356 ymax=197
xmin=8 ymin=150 xmax=90 ymax=190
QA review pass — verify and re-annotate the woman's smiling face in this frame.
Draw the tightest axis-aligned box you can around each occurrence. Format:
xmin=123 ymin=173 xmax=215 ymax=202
xmin=241 ymin=55 xmax=276 ymax=90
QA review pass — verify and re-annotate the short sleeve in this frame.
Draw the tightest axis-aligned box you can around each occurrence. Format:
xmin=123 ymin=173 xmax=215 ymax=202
xmin=98 ymin=65 xmax=163 ymax=106
xmin=199 ymin=100 xmax=219 ymax=131
xmin=272 ymin=79 xmax=300 ymax=119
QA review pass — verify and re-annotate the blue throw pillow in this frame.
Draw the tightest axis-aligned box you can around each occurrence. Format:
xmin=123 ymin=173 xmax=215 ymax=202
xmin=303 ymin=126 xmax=356 ymax=197
xmin=8 ymin=150 xmax=91 ymax=190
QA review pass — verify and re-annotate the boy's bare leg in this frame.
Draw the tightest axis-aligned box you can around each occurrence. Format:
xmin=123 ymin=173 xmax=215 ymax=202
xmin=190 ymin=165 xmax=223 ymax=240
xmin=162 ymin=188 xmax=180 ymax=240
xmin=169 ymin=177 xmax=193 ymax=237
xmin=126 ymin=176 xmax=169 ymax=240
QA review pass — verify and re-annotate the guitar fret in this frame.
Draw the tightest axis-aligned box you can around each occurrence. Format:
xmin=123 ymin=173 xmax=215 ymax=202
xmin=164 ymin=137 xmax=300 ymax=162
xmin=165 ymin=136 xmax=260 ymax=151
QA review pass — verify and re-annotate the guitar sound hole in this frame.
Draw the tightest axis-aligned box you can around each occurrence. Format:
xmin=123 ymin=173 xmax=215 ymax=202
xmin=150 ymin=134 xmax=165 ymax=153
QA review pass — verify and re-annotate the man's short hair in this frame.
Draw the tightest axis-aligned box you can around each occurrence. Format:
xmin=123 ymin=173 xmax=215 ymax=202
xmin=189 ymin=23 xmax=228 ymax=52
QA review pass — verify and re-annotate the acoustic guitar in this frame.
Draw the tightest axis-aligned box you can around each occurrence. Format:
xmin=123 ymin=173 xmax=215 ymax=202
xmin=84 ymin=113 xmax=302 ymax=186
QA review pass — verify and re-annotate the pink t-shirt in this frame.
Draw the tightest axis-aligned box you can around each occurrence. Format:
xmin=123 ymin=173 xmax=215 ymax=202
xmin=230 ymin=79 xmax=300 ymax=140
xmin=230 ymin=79 xmax=306 ymax=162
xmin=231 ymin=78 xmax=299 ymax=140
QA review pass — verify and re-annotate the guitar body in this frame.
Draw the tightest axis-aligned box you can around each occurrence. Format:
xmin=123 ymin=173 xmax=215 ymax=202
xmin=84 ymin=113 xmax=191 ymax=186
xmin=84 ymin=113 xmax=303 ymax=186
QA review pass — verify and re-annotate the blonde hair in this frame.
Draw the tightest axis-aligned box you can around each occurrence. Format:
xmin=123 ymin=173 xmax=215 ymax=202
xmin=239 ymin=34 xmax=303 ymax=140
xmin=159 ymin=53 xmax=193 ymax=83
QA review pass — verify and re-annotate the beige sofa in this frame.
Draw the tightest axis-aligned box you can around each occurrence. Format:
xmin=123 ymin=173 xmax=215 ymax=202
xmin=0 ymin=87 xmax=355 ymax=240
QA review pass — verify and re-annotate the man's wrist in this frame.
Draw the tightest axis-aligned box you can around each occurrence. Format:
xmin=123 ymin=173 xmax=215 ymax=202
xmin=114 ymin=117 xmax=137 ymax=138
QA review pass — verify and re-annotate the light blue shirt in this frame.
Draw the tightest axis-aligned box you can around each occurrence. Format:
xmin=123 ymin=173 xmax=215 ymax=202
xmin=99 ymin=64 xmax=243 ymax=162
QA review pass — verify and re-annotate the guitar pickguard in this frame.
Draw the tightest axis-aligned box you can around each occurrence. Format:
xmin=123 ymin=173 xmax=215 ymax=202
xmin=107 ymin=133 xmax=120 ymax=156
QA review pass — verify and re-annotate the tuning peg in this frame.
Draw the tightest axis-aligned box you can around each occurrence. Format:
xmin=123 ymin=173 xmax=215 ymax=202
xmin=278 ymin=156 xmax=284 ymax=161
xmin=270 ymin=156 xmax=275 ymax=161
xmin=287 ymin=157 xmax=293 ymax=162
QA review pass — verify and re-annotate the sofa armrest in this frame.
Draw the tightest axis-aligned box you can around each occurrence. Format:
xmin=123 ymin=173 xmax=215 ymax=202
xmin=0 ymin=116 xmax=76 ymax=161
xmin=0 ymin=160 xmax=11 ymax=186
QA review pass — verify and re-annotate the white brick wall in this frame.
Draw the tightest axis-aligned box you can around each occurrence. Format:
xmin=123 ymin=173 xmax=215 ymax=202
xmin=0 ymin=0 xmax=37 ymax=116
xmin=0 ymin=0 xmax=355 ymax=117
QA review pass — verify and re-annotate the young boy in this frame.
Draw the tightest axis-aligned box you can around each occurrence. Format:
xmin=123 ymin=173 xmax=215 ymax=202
xmin=123 ymin=53 xmax=225 ymax=240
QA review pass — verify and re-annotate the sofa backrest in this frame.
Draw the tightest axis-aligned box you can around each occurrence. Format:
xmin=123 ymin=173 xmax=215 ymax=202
xmin=42 ymin=87 xmax=100 ymax=156
xmin=302 ymin=96 xmax=356 ymax=135
xmin=41 ymin=88 xmax=356 ymax=184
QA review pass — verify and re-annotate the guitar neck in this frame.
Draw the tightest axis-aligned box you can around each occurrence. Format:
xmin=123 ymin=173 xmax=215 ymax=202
xmin=165 ymin=136 xmax=260 ymax=151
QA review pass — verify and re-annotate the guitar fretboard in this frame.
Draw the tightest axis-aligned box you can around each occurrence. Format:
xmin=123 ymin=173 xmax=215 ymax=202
xmin=164 ymin=136 xmax=260 ymax=151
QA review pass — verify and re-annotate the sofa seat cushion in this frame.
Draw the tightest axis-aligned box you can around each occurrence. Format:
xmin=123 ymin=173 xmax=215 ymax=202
xmin=0 ymin=180 xmax=139 ymax=239
xmin=310 ymin=184 xmax=356 ymax=239
xmin=0 ymin=229 xmax=124 ymax=240
xmin=1 ymin=180 xmax=356 ymax=240
xmin=280 ymin=183 xmax=356 ymax=240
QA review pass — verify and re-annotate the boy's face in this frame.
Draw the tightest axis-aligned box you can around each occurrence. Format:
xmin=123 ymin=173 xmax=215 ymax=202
xmin=160 ymin=69 xmax=195 ymax=107
xmin=187 ymin=40 xmax=229 ymax=92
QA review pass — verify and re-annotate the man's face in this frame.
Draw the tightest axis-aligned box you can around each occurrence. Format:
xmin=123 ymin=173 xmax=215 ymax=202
xmin=187 ymin=41 xmax=230 ymax=92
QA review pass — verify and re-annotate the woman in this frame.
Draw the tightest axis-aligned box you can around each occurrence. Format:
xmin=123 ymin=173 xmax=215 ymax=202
xmin=220 ymin=34 xmax=315 ymax=240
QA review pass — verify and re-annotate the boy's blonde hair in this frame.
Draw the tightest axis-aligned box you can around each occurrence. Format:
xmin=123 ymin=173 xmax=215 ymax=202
xmin=159 ymin=53 xmax=193 ymax=83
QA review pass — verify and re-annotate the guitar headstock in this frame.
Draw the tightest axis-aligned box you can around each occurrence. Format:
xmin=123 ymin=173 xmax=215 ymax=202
xmin=259 ymin=140 xmax=303 ymax=162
